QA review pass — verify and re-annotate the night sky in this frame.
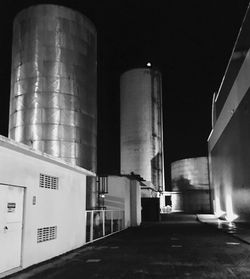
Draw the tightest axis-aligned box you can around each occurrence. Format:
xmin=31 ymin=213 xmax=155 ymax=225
xmin=0 ymin=1 xmax=249 ymax=187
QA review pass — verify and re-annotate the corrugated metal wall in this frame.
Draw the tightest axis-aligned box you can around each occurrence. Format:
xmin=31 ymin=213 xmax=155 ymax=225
xmin=210 ymin=89 xmax=250 ymax=219
xmin=171 ymin=157 xmax=211 ymax=213
xmin=120 ymin=68 xmax=164 ymax=193
xmin=171 ymin=157 xmax=209 ymax=190
xmin=9 ymin=4 xmax=97 ymax=172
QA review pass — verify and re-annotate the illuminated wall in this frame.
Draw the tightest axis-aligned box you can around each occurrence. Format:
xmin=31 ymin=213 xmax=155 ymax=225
xmin=9 ymin=5 xmax=97 ymax=172
xmin=104 ymin=176 xmax=141 ymax=227
xmin=209 ymin=85 xmax=250 ymax=220
xmin=208 ymin=8 xmax=250 ymax=219
xmin=120 ymin=68 xmax=165 ymax=195
xmin=0 ymin=135 xmax=92 ymax=274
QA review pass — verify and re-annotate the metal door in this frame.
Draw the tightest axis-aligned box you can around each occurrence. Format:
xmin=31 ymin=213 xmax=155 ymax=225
xmin=141 ymin=198 xmax=160 ymax=222
xmin=0 ymin=185 xmax=24 ymax=273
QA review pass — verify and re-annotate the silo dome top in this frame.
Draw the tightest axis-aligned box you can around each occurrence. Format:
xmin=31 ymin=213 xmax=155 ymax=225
xmin=14 ymin=4 xmax=97 ymax=35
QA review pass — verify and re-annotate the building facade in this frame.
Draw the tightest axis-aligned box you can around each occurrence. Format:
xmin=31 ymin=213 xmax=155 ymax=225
xmin=208 ymin=5 xmax=250 ymax=221
xmin=104 ymin=176 xmax=141 ymax=227
xmin=0 ymin=136 xmax=93 ymax=275
xmin=0 ymin=5 xmax=142 ymax=277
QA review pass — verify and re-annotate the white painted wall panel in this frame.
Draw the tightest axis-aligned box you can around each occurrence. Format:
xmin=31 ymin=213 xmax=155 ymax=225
xmin=0 ymin=136 xmax=89 ymax=271
xmin=105 ymin=176 xmax=131 ymax=228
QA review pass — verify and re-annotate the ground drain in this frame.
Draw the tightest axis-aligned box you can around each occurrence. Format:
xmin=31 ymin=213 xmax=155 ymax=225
xmin=86 ymin=259 xmax=102 ymax=263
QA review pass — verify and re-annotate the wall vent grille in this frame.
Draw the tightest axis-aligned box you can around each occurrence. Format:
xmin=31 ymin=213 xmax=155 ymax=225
xmin=40 ymin=174 xmax=58 ymax=189
xmin=37 ymin=226 xmax=57 ymax=243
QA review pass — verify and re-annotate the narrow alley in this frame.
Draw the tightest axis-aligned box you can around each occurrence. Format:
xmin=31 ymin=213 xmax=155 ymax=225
xmin=7 ymin=214 xmax=250 ymax=279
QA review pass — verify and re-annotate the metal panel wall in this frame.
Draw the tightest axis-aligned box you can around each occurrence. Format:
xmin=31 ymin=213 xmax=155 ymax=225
xmin=210 ymin=89 xmax=250 ymax=219
xmin=120 ymin=68 xmax=164 ymax=192
xmin=171 ymin=157 xmax=209 ymax=191
xmin=9 ymin=4 xmax=97 ymax=172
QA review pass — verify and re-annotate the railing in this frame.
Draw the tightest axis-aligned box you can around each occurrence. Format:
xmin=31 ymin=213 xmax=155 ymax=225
xmin=85 ymin=210 xmax=125 ymax=243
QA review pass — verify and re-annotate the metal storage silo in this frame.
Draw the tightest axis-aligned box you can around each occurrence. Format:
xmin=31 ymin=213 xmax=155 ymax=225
xmin=9 ymin=4 xmax=97 ymax=172
xmin=171 ymin=157 xmax=209 ymax=191
xmin=171 ymin=157 xmax=211 ymax=213
xmin=120 ymin=68 xmax=165 ymax=194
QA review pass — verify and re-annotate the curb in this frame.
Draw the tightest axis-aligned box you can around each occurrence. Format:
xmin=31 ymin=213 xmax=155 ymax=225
xmin=196 ymin=215 xmax=250 ymax=245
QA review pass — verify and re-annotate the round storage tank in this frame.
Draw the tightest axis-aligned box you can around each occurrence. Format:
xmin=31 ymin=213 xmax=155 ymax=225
xmin=171 ymin=157 xmax=211 ymax=213
xmin=9 ymin=4 xmax=97 ymax=172
xmin=171 ymin=157 xmax=209 ymax=191
xmin=120 ymin=68 xmax=164 ymax=191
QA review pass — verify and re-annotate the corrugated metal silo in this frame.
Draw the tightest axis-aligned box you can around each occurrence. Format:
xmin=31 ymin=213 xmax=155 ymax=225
xmin=9 ymin=4 xmax=97 ymax=172
xmin=171 ymin=157 xmax=211 ymax=213
xmin=120 ymin=68 xmax=165 ymax=193
xmin=171 ymin=157 xmax=209 ymax=190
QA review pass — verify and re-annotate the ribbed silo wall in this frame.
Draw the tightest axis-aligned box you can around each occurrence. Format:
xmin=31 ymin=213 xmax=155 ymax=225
xmin=171 ymin=157 xmax=209 ymax=190
xmin=120 ymin=68 xmax=164 ymax=191
xmin=171 ymin=157 xmax=211 ymax=213
xmin=9 ymin=5 xmax=97 ymax=172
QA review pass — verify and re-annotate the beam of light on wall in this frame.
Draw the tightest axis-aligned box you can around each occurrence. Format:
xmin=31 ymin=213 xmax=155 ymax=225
xmin=225 ymin=194 xmax=238 ymax=222
xmin=214 ymin=195 xmax=225 ymax=218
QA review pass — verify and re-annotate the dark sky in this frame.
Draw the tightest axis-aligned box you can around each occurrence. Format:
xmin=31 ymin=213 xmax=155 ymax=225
xmin=0 ymin=0 xmax=249 ymax=186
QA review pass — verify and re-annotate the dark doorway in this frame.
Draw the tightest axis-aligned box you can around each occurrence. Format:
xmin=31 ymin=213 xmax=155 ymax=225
xmin=165 ymin=195 xmax=172 ymax=206
xmin=141 ymin=198 xmax=160 ymax=222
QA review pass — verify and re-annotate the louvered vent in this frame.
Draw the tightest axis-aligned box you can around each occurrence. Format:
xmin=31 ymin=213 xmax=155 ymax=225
xmin=37 ymin=226 xmax=57 ymax=243
xmin=40 ymin=174 xmax=58 ymax=189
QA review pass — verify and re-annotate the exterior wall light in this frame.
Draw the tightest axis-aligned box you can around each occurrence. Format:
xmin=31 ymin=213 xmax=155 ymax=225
xmin=225 ymin=194 xmax=238 ymax=222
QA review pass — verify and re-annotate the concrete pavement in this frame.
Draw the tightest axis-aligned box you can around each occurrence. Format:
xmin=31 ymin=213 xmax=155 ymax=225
xmin=197 ymin=213 xmax=250 ymax=244
xmin=6 ymin=214 xmax=250 ymax=278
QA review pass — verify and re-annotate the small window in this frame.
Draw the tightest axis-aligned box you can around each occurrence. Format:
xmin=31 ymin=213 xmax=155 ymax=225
xmin=165 ymin=196 xmax=172 ymax=206
xmin=40 ymin=174 xmax=58 ymax=190
xmin=37 ymin=226 xmax=57 ymax=243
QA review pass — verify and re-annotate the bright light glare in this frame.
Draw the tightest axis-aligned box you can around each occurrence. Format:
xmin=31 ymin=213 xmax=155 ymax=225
xmin=217 ymin=220 xmax=223 ymax=229
xmin=225 ymin=213 xmax=238 ymax=222
xmin=147 ymin=62 xmax=151 ymax=67
xmin=225 ymin=194 xmax=238 ymax=222
xmin=214 ymin=196 xmax=225 ymax=218
xmin=215 ymin=209 xmax=226 ymax=218
xmin=226 ymin=242 xmax=240 ymax=245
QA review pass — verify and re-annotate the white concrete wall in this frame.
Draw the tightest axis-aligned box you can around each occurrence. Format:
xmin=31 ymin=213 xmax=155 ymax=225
xmin=160 ymin=191 xmax=168 ymax=209
xmin=0 ymin=136 xmax=93 ymax=271
xmin=130 ymin=179 xmax=141 ymax=226
xmin=208 ymin=49 xmax=250 ymax=151
xmin=104 ymin=176 xmax=141 ymax=228
xmin=160 ymin=191 xmax=183 ymax=212
xmin=104 ymin=176 xmax=131 ymax=228
xmin=208 ymin=45 xmax=250 ymax=219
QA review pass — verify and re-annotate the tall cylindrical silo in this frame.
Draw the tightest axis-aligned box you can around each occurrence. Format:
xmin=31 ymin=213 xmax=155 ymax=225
xmin=9 ymin=4 xmax=97 ymax=172
xmin=120 ymin=68 xmax=165 ymax=194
